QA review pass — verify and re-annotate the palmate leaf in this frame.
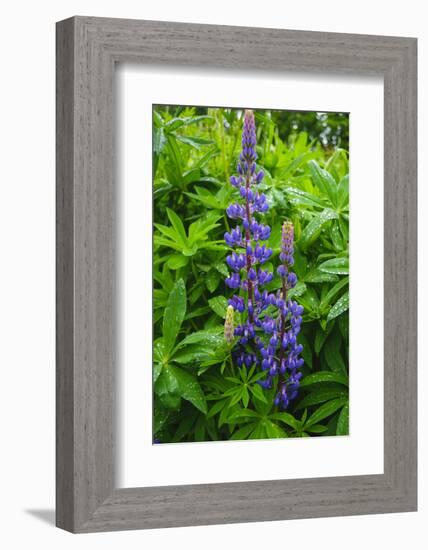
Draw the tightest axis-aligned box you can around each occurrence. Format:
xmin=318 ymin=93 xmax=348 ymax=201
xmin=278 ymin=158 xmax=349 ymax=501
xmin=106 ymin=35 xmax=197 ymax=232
xmin=162 ymin=279 xmax=186 ymax=354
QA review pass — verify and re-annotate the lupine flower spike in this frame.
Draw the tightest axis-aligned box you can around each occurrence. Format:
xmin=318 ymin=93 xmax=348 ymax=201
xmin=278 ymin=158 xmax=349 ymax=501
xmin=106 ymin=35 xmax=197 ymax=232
xmin=224 ymin=109 xmax=304 ymax=409
xmin=224 ymin=305 xmax=235 ymax=344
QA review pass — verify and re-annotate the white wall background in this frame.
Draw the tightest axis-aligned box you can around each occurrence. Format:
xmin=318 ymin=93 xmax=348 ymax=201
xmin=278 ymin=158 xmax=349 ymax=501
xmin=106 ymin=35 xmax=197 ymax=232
xmin=0 ymin=1 xmax=424 ymax=548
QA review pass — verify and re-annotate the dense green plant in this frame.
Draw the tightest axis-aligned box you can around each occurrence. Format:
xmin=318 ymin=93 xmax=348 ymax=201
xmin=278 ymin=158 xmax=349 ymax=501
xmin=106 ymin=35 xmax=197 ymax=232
xmin=153 ymin=105 xmax=349 ymax=443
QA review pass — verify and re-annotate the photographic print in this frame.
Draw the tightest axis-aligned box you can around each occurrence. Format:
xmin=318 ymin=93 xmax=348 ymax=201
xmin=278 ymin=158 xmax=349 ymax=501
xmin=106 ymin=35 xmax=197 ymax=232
xmin=153 ymin=105 xmax=349 ymax=444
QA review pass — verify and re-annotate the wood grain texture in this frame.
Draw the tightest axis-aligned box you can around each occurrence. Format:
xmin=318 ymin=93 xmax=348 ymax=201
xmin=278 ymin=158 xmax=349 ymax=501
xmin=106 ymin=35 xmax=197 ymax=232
xmin=56 ymin=16 xmax=417 ymax=533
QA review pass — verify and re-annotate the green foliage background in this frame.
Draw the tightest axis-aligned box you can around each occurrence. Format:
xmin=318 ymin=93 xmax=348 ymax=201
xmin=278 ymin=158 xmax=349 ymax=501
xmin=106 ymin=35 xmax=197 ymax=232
xmin=153 ymin=105 xmax=349 ymax=443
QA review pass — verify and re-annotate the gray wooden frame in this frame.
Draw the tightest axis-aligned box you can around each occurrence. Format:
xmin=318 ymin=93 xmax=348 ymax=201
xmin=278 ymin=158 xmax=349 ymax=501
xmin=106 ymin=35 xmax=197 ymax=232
xmin=56 ymin=16 xmax=417 ymax=533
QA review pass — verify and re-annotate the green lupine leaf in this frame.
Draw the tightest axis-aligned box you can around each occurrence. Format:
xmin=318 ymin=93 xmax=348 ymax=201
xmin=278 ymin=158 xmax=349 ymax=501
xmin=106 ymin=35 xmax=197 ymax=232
xmin=154 ymin=407 xmax=170 ymax=434
xmin=242 ymin=386 xmax=250 ymax=408
xmin=288 ymin=281 xmax=308 ymax=299
xmin=172 ymin=347 xmax=216 ymax=365
xmin=172 ymin=412 xmax=198 ymax=442
xmin=315 ymin=322 xmax=333 ymax=354
xmin=305 ymin=397 xmax=348 ymax=427
xmin=174 ymin=134 xmax=215 ymax=149
xmin=153 ymin=127 xmax=166 ymax=155
xmin=167 ymin=254 xmax=189 ymax=270
xmin=228 ymin=409 xmax=260 ymax=421
xmin=304 ymin=269 xmax=339 ymax=284
xmin=163 ymin=279 xmax=186 ymax=354
xmin=322 ymin=329 xmax=347 ymax=375
xmin=300 ymin=371 xmax=349 ymax=387
xmin=208 ymin=296 xmax=229 ymax=318
xmin=327 ymin=291 xmax=350 ymax=322
xmin=318 ymin=257 xmax=349 ymax=275
xmin=153 ymin=338 xmax=167 ymax=363
xmin=337 ymin=174 xmax=349 ymax=208
xmin=270 ymin=412 xmax=300 ymax=430
xmin=154 ymin=369 xmax=181 ymax=410
xmin=164 ymin=114 xmax=212 ymax=132
xmin=305 ymin=424 xmax=328 ymax=434
xmin=168 ymin=365 xmax=208 ymax=413
xmin=336 ymin=403 xmax=349 ymax=435
xmin=231 ymin=423 xmax=257 ymax=440
xmin=175 ymin=328 xmax=224 ymax=350
xmin=308 ymin=160 xmax=338 ymax=207
xmin=153 ymin=362 xmax=163 ymax=383
xmin=182 ymin=168 xmax=202 ymax=186
xmin=207 ymin=399 xmax=229 ymax=419
xmin=330 ymin=220 xmax=344 ymax=251
xmin=166 ymin=208 xmax=188 ymax=245
xmin=264 ymin=421 xmax=288 ymax=438
xmin=299 ymin=208 xmax=338 ymax=250
xmin=206 ymin=270 xmax=221 ymax=293
xmin=296 ymin=388 xmax=347 ymax=409
xmin=285 ymin=187 xmax=327 ymax=209
xmin=297 ymin=332 xmax=313 ymax=369
xmin=249 ymin=383 xmax=268 ymax=403
xmin=320 ymin=276 xmax=349 ymax=310
xmin=154 ymin=236 xmax=184 ymax=253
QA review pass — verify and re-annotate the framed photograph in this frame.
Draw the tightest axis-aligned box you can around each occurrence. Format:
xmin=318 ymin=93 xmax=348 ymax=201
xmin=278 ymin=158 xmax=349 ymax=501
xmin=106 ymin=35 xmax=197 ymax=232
xmin=56 ymin=16 xmax=417 ymax=532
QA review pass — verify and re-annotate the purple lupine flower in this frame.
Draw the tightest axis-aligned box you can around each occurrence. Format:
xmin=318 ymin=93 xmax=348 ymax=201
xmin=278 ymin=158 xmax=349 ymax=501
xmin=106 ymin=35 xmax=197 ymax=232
xmin=224 ymin=109 xmax=272 ymax=363
xmin=271 ymin=221 xmax=304 ymax=409
xmin=224 ymin=110 xmax=304 ymax=411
